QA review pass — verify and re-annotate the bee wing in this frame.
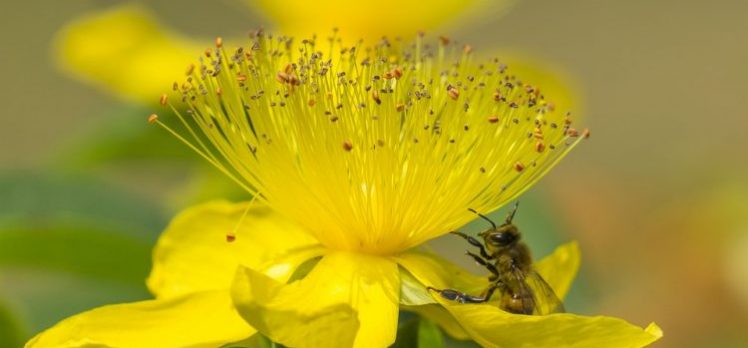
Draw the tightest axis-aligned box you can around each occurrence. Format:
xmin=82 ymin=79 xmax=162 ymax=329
xmin=523 ymin=268 xmax=565 ymax=315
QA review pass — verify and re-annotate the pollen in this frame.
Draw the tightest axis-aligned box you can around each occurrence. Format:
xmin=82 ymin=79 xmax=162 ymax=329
xmin=153 ymin=32 xmax=588 ymax=254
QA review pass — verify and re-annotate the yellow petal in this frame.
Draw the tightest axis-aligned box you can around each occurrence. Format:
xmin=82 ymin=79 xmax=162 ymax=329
xmin=252 ymin=0 xmax=506 ymax=41
xmin=533 ymin=241 xmax=580 ymax=300
xmin=147 ymin=200 xmax=321 ymax=298
xmin=444 ymin=303 xmax=662 ymax=348
xmin=26 ymin=290 xmax=254 ymax=348
xmin=396 ymin=251 xmax=483 ymax=339
xmin=232 ymin=252 xmax=400 ymax=348
xmin=53 ymin=4 xmax=200 ymax=104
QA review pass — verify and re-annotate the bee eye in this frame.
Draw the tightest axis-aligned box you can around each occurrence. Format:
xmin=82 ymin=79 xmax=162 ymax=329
xmin=489 ymin=232 xmax=515 ymax=246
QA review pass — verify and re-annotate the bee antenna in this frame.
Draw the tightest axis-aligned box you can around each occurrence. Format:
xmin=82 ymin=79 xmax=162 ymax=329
xmin=506 ymin=201 xmax=520 ymax=224
xmin=468 ymin=208 xmax=497 ymax=229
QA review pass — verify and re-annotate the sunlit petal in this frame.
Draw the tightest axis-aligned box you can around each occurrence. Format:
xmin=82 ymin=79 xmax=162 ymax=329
xmin=445 ymin=303 xmax=662 ymax=348
xmin=232 ymin=252 xmax=400 ymax=348
xmin=26 ymin=291 xmax=254 ymax=348
xmin=147 ymin=200 xmax=320 ymax=298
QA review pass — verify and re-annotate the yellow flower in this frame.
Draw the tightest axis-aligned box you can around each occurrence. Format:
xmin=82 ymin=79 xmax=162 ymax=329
xmin=29 ymin=34 xmax=660 ymax=347
xmin=54 ymin=1 xmax=577 ymax=110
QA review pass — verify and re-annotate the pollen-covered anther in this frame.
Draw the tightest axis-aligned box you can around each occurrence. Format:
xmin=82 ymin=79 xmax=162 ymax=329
xmin=215 ymin=36 xmax=223 ymax=48
xmin=488 ymin=116 xmax=499 ymax=123
xmin=447 ymin=86 xmax=460 ymax=100
xmin=566 ymin=128 xmax=580 ymax=137
xmin=392 ymin=67 xmax=403 ymax=79
xmin=396 ymin=103 xmax=405 ymax=112
xmin=533 ymin=127 xmax=544 ymax=139
xmin=514 ymin=161 xmax=525 ymax=172
xmin=147 ymin=113 xmax=158 ymax=125
xmin=583 ymin=128 xmax=591 ymax=139
xmin=226 ymin=233 xmax=236 ymax=242
xmin=308 ymin=99 xmax=316 ymax=107
xmin=159 ymin=94 xmax=168 ymax=106
xmin=237 ymin=73 xmax=248 ymax=82
xmin=372 ymin=91 xmax=381 ymax=105
xmin=342 ymin=140 xmax=354 ymax=151
xmin=536 ymin=141 xmax=546 ymax=153
xmin=185 ymin=64 xmax=195 ymax=76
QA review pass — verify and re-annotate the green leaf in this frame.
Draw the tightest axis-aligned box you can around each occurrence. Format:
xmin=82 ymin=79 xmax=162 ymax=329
xmin=55 ymin=106 xmax=198 ymax=166
xmin=392 ymin=317 xmax=419 ymax=348
xmin=0 ymin=300 xmax=26 ymax=348
xmin=0 ymin=171 xmax=167 ymax=242
xmin=392 ymin=315 xmax=446 ymax=348
xmin=418 ymin=318 xmax=444 ymax=348
xmin=0 ymin=226 xmax=151 ymax=285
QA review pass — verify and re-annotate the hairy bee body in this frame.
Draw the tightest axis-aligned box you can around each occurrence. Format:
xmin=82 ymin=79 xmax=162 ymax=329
xmin=429 ymin=204 xmax=564 ymax=315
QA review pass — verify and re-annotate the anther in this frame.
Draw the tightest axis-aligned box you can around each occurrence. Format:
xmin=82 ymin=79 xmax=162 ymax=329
xmin=372 ymin=91 xmax=381 ymax=105
xmin=447 ymin=86 xmax=459 ymax=100
xmin=185 ymin=64 xmax=195 ymax=75
xmin=343 ymin=140 xmax=353 ymax=151
xmin=487 ymin=116 xmax=499 ymax=123
xmin=147 ymin=114 xmax=158 ymax=125
xmin=514 ymin=161 xmax=525 ymax=172
xmin=159 ymin=94 xmax=168 ymax=106
xmin=536 ymin=141 xmax=546 ymax=153
xmin=215 ymin=37 xmax=223 ymax=48
xmin=583 ymin=128 xmax=591 ymax=139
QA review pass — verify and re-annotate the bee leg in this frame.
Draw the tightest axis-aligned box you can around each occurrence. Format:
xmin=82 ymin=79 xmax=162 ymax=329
xmin=465 ymin=251 xmax=499 ymax=277
xmin=450 ymin=231 xmax=493 ymax=259
xmin=427 ymin=284 xmax=500 ymax=304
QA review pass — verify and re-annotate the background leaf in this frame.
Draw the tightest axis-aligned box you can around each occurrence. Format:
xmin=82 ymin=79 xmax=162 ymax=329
xmin=0 ymin=299 xmax=26 ymax=348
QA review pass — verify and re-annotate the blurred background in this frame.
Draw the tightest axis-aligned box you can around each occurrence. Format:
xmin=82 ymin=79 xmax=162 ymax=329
xmin=1 ymin=0 xmax=747 ymax=347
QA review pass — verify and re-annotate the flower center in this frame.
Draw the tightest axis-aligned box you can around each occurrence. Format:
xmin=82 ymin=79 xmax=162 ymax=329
xmin=152 ymin=32 xmax=587 ymax=255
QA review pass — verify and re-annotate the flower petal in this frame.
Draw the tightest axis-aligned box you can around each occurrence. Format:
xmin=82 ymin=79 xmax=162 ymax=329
xmin=444 ymin=303 xmax=662 ymax=348
xmin=396 ymin=251 xmax=483 ymax=339
xmin=53 ymin=4 xmax=200 ymax=104
xmin=232 ymin=252 xmax=400 ymax=348
xmin=534 ymin=241 xmax=580 ymax=300
xmin=26 ymin=291 xmax=254 ymax=348
xmin=251 ymin=0 xmax=508 ymax=41
xmin=147 ymin=200 xmax=320 ymax=298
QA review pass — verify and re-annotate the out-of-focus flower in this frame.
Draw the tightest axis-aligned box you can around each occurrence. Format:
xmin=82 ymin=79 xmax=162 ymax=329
xmin=30 ymin=34 xmax=659 ymax=347
xmin=53 ymin=1 xmax=576 ymax=112
xmin=252 ymin=0 xmax=495 ymax=40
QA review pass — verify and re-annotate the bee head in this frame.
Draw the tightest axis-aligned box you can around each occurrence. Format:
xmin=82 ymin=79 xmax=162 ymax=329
xmin=480 ymin=223 xmax=520 ymax=247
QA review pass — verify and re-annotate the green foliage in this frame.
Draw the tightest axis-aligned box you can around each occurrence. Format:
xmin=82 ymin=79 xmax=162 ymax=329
xmin=392 ymin=316 xmax=445 ymax=348
xmin=0 ymin=226 xmax=151 ymax=284
xmin=0 ymin=300 xmax=26 ymax=348
xmin=55 ymin=106 xmax=196 ymax=167
xmin=0 ymin=172 xmax=167 ymax=242
xmin=0 ymin=171 xmax=166 ymax=341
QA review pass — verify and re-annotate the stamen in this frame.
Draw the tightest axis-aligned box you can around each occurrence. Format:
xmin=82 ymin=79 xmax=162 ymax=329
xmin=152 ymin=32 xmax=588 ymax=253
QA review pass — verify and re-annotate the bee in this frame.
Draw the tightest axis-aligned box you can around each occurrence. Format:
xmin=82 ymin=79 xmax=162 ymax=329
xmin=428 ymin=202 xmax=565 ymax=315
